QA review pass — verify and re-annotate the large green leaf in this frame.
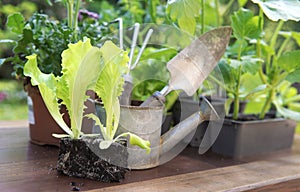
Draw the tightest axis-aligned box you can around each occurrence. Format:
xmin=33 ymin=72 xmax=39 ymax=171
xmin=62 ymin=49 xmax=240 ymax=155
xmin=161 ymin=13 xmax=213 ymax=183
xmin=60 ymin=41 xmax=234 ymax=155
xmin=231 ymin=8 xmax=261 ymax=40
xmin=95 ymin=41 xmax=129 ymax=140
xmin=24 ymin=55 xmax=73 ymax=137
xmin=57 ymin=39 xmax=102 ymax=138
xmin=252 ymin=0 xmax=300 ymax=21
xmin=167 ymin=0 xmax=201 ymax=34
xmin=6 ymin=13 xmax=25 ymax=34
xmin=277 ymin=50 xmax=300 ymax=72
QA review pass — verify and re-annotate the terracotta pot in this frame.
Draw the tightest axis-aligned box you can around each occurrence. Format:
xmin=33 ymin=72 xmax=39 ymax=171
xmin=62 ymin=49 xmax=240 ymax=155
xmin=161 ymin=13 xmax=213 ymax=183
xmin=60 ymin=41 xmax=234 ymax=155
xmin=26 ymin=82 xmax=67 ymax=146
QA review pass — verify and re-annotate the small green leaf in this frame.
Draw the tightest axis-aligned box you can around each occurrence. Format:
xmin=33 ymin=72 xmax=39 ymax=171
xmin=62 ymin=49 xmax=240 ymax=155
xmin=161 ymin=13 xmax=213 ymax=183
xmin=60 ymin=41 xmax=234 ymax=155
xmin=167 ymin=0 xmax=201 ymax=35
xmin=178 ymin=13 xmax=196 ymax=35
xmin=286 ymin=68 xmax=300 ymax=84
xmin=230 ymin=59 xmax=242 ymax=69
xmin=116 ymin=132 xmax=151 ymax=154
xmin=140 ymin=48 xmax=177 ymax=61
xmin=231 ymin=8 xmax=261 ymax=40
xmin=241 ymin=56 xmax=262 ymax=75
xmin=218 ymin=60 xmax=236 ymax=86
xmin=277 ymin=50 xmax=300 ymax=72
xmin=252 ymin=0 xmax=300 ymax=21
xmin=245 ymin=84 xmax=268 ymax=99
xmin=7 ymin=13 xmax=25 ymax=34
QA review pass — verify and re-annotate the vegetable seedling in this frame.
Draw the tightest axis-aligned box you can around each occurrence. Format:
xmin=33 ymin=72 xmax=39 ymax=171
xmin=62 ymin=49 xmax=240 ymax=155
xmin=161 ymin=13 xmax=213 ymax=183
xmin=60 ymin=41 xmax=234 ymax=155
xmin=24 ymin=38 xmax=151 ymax=152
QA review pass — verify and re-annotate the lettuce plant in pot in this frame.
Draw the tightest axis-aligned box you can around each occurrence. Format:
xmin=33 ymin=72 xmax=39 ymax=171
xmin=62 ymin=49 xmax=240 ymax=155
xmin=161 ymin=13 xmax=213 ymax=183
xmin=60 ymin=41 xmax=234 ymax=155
xmin=1 ymin=0 xmax=109 ymax=145
xmin=23 ymin=38 xmax=150 ymax=182
xmin=211 ymin=2 xmax=300 ymax=159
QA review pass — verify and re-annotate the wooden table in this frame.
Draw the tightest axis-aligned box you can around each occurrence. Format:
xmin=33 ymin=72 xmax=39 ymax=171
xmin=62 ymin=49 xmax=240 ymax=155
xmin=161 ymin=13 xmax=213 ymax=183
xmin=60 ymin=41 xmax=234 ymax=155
xmin=1 ymin=120 xmax=300 ymax=192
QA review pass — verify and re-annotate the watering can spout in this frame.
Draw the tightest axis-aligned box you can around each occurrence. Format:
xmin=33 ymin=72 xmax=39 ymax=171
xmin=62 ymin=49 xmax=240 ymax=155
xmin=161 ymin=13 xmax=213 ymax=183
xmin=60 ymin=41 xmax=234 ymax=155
xmin=160 ymin=97 xmax=219 ymax=155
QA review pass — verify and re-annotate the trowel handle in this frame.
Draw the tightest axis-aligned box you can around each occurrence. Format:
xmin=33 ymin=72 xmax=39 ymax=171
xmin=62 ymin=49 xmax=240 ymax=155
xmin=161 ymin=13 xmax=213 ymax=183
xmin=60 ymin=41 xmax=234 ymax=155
xmin=140 ymin=91 xmax=166 ymax=107
xmin=120 ymin=74 xmax=133 ymax=106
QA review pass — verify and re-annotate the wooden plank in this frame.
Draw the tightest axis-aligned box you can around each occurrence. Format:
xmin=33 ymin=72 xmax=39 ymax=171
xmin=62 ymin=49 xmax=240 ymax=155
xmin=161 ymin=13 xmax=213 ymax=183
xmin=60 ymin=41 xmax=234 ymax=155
xmin=245 ymin=177 xmax=300 ymax=192
xmin=87 ymin=155 xmax=300 ymax=192
xmin=1 ymin=121 xmax=299 ymax=192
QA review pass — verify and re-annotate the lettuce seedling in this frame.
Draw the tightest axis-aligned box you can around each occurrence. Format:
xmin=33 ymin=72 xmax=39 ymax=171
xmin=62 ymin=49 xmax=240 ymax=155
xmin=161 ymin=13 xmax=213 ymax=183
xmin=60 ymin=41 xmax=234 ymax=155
xmin=24 ymin=38 xmax=150 ymax=153
xmin=86 ymin=41 xmax=151 ymax=153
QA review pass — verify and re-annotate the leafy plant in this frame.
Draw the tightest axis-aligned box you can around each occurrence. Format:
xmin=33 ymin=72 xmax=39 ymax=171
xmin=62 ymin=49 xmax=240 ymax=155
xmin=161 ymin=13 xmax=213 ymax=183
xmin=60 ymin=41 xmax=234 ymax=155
xmin=214 ymin=1 xmax=300 ymax=121
xmin=1 ymin=0 xmax=108 ymax=78
xmin=86 ymin=41 xmax=151 ymax=152
xmin=251 ymin=0 xmax=300 ymax=120
xmin=24 ymin=38 xmax=150 ymax=152
xmin=24 ymin=39 xmax=100 ymax=138
xmin=210 ymin=8 xmax=264 ymax=119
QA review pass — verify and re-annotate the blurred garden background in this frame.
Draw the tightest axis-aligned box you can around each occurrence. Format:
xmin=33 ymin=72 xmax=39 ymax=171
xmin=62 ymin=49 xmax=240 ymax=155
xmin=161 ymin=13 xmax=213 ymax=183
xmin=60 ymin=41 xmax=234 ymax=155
xmin=0 ymin=0 xmax=300 ymax=132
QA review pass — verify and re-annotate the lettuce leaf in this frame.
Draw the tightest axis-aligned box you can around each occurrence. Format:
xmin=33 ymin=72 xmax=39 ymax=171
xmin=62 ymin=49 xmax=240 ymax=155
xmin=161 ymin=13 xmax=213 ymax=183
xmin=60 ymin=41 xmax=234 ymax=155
xmin=24 ymin=38 xmax=102 ymax=139
xmin=95 ymin=41 xmax=129 ymax=140
xmin=24 ymin=54 xmax=73 ymax=137
xmin=57 ymin=39 xmax=102 ymax=138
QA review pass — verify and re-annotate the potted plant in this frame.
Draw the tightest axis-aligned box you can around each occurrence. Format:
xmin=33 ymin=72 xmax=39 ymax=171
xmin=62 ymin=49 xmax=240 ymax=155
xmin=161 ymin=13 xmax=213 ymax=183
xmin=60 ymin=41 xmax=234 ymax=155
xmin=211 ymin=0 xmax=300 ymax=159
xmin=23 ymin=38 xmax=150 ymax=181
xmin=1 ymin=0 xmax=109 ymax=145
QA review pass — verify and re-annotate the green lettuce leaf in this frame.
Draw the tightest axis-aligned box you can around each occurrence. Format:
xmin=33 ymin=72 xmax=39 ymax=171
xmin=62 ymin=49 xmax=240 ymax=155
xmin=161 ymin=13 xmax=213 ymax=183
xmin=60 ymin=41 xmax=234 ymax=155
xmin=24 ymin=38 xmax=102 ymax=139
xmin=24 ymin=54 xmax=73 ymax=137
xmin=115 ymin=132 xmax=151 ymax=154
xmin=57 ymin=39 xmax=102 ymax=138
xmin=95 ymin=41 xmax=129 ymax=140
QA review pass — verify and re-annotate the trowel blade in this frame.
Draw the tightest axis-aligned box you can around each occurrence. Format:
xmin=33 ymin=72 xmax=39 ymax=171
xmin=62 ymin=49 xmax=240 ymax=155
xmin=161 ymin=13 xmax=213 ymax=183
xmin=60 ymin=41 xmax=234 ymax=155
xmin=166 ymin=26 xmax=231 ymax=96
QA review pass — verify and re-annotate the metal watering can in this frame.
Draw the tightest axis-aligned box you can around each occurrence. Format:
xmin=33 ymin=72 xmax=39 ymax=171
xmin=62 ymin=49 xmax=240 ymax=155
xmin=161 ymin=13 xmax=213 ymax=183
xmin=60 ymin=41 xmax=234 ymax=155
xmin=117 ymin=96 xmax=219 ymax=169
xmin=96 ymin=27 xmax=231 ymax=169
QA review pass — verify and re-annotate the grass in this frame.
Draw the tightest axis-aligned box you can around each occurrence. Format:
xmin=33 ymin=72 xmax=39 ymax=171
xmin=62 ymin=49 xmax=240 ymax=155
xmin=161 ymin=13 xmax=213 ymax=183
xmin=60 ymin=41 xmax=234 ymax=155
xmin=0 ymin=79 xmax=28 ymax=120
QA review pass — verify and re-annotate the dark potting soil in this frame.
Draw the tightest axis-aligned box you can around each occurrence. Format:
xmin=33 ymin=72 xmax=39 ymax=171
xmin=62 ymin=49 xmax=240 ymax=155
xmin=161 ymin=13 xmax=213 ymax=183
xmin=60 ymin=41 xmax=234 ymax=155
xmin=57 ymin=137 xmax=128 ymax=182
xmin=226 ymin=113 xmax=277 ymax=121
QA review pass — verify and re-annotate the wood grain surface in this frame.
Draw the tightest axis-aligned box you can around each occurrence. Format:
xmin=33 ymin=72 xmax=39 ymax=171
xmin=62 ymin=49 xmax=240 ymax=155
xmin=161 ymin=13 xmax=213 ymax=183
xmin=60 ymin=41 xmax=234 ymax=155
xmin=1 ymin=121 xmax=300 ymax=192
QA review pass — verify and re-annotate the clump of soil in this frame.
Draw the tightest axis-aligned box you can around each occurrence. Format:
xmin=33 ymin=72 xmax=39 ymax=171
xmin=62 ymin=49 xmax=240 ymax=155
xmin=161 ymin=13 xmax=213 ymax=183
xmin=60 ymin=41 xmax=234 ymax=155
xmin=57 ymin=137 xmax=128 ymax=182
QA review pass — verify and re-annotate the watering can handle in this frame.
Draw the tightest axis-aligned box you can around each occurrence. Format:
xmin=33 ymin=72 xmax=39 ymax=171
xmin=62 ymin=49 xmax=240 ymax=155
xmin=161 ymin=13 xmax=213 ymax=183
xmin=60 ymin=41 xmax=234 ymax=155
xmin=140 ymin=91 xmax=166 ymax=107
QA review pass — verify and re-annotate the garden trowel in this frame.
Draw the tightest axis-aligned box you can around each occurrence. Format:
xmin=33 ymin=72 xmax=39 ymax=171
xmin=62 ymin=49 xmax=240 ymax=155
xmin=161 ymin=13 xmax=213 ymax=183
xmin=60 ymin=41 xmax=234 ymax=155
xmin=140 ymin=26 xmax=232 ymax=107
